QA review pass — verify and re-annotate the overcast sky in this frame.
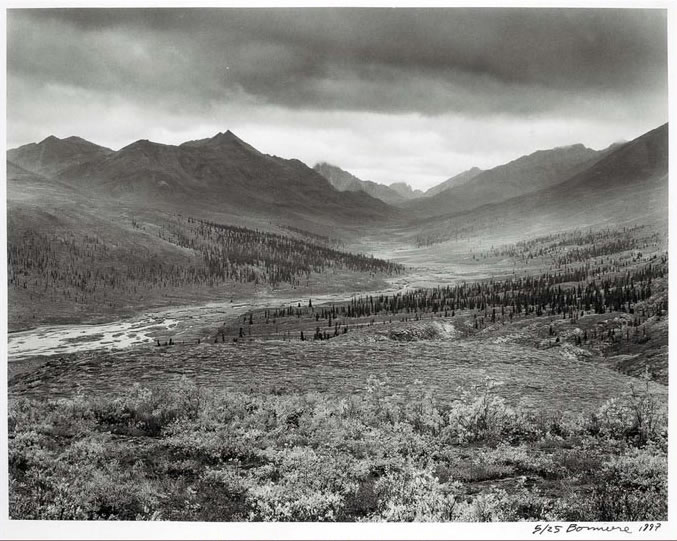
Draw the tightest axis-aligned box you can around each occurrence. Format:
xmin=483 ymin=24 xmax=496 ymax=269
xmin=7 ymin=7 xmax=668 ymax=190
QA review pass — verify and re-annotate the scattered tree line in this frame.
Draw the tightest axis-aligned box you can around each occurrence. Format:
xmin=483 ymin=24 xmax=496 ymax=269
xmin=262 ymin=257 xmax=667 ymax=332
xmin=157 ymin=216 xmax=403 ymax=287
xmin=279 ymin=224 xmax=344 ymax=249
xmin=8 ymin=217 xmax=402 ymax=310
xmin=481 ymin=226 xmax=663 ymax=267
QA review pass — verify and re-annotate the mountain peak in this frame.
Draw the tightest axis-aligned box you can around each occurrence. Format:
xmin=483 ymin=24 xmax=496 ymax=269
xmin=194 ymin=130 xmax=263 ymax=155
xmin=561 ymin=143 xmax=586 ymax=150
xmin=9 ymin=134 xmax=113 ymax=177
xmin=40 ymin=135 xmax=61 ymax=145
xmin=208 ymin=130 xmax=243 ymax=144
xmin=63 ymin=135 xmax=89 ymax=144
xmin=124 ymin=138 xmax=152 ymax=148
xmin=389 ymin=182 xmax=423 ymax=198
xmin=118 ymin=139 xmax=174 ymax=155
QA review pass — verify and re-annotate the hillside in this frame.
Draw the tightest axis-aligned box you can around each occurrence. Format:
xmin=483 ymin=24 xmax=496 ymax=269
xmin=388 ymin=182 xmax=423 ymax=200
xmin=7 ymin=135 xmax=113 ymax=177
xmin=425 ymin=167 xmax=483 ymax=197
xmin=407 ymin=143 xmax=607 ymax=218
xmin=8 ymin=132 xmax=397 ymax=227
xmin=313 ymin=162 xmax=414 ymax=205
xmin=414 ymin=124 xmax=668 ymax=246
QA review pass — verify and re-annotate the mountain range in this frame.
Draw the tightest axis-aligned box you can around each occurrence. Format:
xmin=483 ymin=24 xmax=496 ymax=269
xmin=404 ymin=142 xmax=623 ymax=218
xmin=8 ymin=135 xmax=114 ymax=177
xmin=8 ymin=131 xmax=396 ymax=227
xmin=414 ymin=123 xmax=668 ymax=243
xmin=7 ymin=124 xmax=668 ymax=241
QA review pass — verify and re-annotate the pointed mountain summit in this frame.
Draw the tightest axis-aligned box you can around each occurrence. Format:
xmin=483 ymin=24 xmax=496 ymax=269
xmin=181 ymin=130 xmax=261 ymax=154
xmin=207 ymin=130 xmax=244 ymax=147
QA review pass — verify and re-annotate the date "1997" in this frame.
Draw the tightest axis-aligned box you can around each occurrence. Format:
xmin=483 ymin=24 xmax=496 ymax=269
xmin=532 ymin=523 xmax=663 ymax=535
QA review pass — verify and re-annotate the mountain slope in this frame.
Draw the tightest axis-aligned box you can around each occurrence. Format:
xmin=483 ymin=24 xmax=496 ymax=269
xmin=425 ymin=167 xmax=483 ymax=197
xmin=313 ymin=162 xmax=365 ymax=192
xmin=313 ymin=162 xmax=407 ymax=205
xmin=414 ymin=123 xmax=668 ymax=244
xmin=8 ymin=132 xmax=397 ymax=226
xmin=407 ymin=144 xmax=607 ymax=218
xmin=8 ymin=135 xmax=114 ymax=177
xmin=388 ymin=182 xmax=423 ymax=200
xmin=313 ymin=162 xmax=421 ymax=205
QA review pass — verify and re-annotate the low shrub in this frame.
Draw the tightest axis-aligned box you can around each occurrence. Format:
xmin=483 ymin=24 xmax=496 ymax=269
xmin=92 ymin=378 xmax=201 ymax=436
xmin=8 ymin=375 xmax=667 ymax=522
xmin=443 ymin=381 xmax=522 ymax=443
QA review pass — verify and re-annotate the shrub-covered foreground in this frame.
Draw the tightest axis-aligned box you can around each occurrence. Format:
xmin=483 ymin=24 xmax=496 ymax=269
xmin=8 ymin=377 xmax=667 ymax=522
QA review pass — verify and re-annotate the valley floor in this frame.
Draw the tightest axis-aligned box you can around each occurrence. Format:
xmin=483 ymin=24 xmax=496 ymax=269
xmin=7 ymin=285 xmax=669 ymax=522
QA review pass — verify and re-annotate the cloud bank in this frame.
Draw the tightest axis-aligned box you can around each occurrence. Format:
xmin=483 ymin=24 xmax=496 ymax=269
xmin=7 ymin=8 xmax=668 ymax=189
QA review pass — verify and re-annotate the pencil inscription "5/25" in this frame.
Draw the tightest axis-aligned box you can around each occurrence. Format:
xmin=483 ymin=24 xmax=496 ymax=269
xmin=532 ymin=523 xmax=662 ymax=535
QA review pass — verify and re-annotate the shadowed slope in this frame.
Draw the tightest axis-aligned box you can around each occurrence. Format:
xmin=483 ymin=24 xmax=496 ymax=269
xmin=8 ymin=131 xmax=398 ymax=226
xmin=8 ymin=135 xmax=113 ymax=177
xmin=407 ymin=144 xmax=610 ymax=218
xmin=415 ymin=124 xmax=668 ymax=244
xmin=425 ymin=167 xmax=483 ymax=197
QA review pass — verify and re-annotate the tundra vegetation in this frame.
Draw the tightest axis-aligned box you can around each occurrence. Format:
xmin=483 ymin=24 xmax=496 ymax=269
xmin=8 ymin=376 xmax=667 ymax=521
xmin=7 ymin=223 xmax=669 ymax=521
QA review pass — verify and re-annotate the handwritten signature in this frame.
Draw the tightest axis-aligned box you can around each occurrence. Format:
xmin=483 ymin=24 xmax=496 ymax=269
xmin=532 ymin=523 xmax=663 ymax=535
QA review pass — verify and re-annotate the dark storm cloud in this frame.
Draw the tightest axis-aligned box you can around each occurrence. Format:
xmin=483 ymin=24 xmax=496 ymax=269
xmin=6 ymin=7 xmax=668 ymax=188
xmin=7 ymin=8 xmax=667 ymax=116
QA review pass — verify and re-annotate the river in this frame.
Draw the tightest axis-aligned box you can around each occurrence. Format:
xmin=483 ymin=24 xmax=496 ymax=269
xmin=7 ymin=283 xmax=409 ymax=361
xmin=8 ymin=256 xmax=497 ymax=362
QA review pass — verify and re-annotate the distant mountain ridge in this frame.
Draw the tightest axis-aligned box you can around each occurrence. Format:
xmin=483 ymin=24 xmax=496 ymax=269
xmin=405 ymin=143 xmax=619 ymax=218
xmin=415 ymin=124 xmax=668 ymax=243
xmin=388 ymin=182 xmax=423 ymax=199
xmin=8 ymin=135 xmax=113 ymax=177
xmin=8 ymin=126 xmax=663 ymax=235
xmin=313 ymin=162 xmax=422 ymax=205
xmin=8 ymin=132 xmax=397 ymax=226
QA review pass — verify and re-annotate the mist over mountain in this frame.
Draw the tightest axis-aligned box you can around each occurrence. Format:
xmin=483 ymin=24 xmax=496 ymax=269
xmin=313 ymin=162 xmax=419 ymax=205
xmin=388 ymin=182 xmax=423 ymax=200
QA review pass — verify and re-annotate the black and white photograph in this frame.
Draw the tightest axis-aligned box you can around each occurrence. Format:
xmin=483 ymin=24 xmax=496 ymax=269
xmin=1 ymin=1 xmax=674 ymax=539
